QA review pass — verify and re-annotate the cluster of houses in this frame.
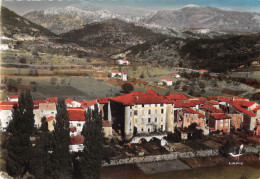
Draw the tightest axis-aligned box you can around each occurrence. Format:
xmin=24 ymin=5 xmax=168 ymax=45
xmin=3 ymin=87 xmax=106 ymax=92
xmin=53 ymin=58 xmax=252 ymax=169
xmin=161 ymin=74 xmax=181 ymax=86
xmin=0 ymin=95 xmax=112 ymax=152
xmin=97 ymin=89 xmax=260 ymax=140
xmin=1 ymin=90 xmax=260 ymax=152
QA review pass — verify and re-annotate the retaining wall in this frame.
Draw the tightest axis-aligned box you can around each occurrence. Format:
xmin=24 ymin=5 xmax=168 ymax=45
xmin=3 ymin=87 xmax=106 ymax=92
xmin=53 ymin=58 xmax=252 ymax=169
xmin=102 ymin=149 xmax=219 ymax=166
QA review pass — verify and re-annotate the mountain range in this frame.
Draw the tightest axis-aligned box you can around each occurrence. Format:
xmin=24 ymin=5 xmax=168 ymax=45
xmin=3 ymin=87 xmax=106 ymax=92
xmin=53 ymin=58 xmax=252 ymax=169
xmin=23 ymin=5 xmax=260 ymax=34
xmin=1 ymin=6 xmax=259 ymax=73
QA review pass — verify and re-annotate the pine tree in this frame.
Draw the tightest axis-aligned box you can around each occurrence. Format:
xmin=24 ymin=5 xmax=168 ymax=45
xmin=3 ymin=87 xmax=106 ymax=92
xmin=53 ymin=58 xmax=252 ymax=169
xmin=6 ymin=91 xmax=35 ymax=178
xmin=51 ymin=99 xmax=72 ymax=179
xmin=80 ymin=104 xmax=104 ymax=179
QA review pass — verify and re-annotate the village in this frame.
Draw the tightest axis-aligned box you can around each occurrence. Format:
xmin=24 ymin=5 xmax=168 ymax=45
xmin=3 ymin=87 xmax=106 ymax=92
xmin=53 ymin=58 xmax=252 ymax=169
xmin=1 ymin=86 xmax=260 ymax=157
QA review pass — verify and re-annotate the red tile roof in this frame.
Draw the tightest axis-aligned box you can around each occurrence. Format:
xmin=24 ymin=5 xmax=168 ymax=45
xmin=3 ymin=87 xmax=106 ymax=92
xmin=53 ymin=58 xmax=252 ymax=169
xmin=200 ymin=104 xmax=224 ymax=114
xmin=121 ymin=71 xmax=127 ymax=75
xmin=65 ymin=98 xmax=74 ymax=104
xmin=166 ymin=94 xmax=189 ymax=100
xmin=200 ymin=69 xmax=207 ymax=72
xmin=163 ymin=78 xmax=172 ymax=81
xmin=67 ymin=109 xmax=86 ymax=121
xmin=174 ymin=101 xmax=196 ymax=108
xmin=253 ymin=105 xmax=260 ymax=112
xmin=229 ymin=101 xmax=256 ymax=117
xmin=183 ymin=107 xmax=205 ymax=118
xmin=81 ymin=100 xmax=97 ymax=108
xmin=9 ymin=95 xmax=19 ymax=99
xmin=110 ymin=70 xmax=121 ymax=73
xmin=70 ymin=136 xmax=84 ymax=145
xmin=34 ymin=100 xmax=48 ymax=105
xmin=0 ymin=101 xmax=18 ymax=110
xmin=173 ymin=74 xmax=179 ymax=76
xmin=237 ymin=101 xmax=256 ymax=108
xmin=102 ymin=120 xmax=112 ymax=127
xmin=121 ymin=58 xmax=128 ymax=61
xmin=210 ymin=113 xmax=231 ymax=120
xmin=98 ymin=97 xmax=111 ymax=104
xmin=0 ymin=101 xmax=18 ymax=105
xmin=208 ymin=96 xmax=230 ymax=102
xmin=110 ymin=91 xmax=174 ymax=105
xmin=46 ymin=116 xmax=55 ymax=122
xmin=47 ymin=97 xmax=58 ymax=103
xmin=207 ymin=100 xmax=219 ymax=105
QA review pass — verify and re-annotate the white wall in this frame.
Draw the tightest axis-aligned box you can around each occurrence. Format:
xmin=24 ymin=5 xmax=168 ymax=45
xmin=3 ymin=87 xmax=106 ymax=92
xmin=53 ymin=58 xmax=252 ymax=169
xmin=69 ymin=121 xmax=85 ymax=136
xmin=69 ymin=144 xmax=84 ymax=153
xmin=0 ymin=109 xmax=13 ymax=131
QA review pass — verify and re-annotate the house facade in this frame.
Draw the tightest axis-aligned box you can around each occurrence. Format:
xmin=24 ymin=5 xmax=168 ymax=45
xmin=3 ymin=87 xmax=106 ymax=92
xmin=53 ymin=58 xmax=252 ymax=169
xmin=116 ymin=58 xmax=129 ymax=65
xmin=109 ymin=70 xmax=128 ymax=81
xmin=162 ymin=78 xmax=173 ymax=86
xmin=209 ymin=113 xmax=231 ymax=133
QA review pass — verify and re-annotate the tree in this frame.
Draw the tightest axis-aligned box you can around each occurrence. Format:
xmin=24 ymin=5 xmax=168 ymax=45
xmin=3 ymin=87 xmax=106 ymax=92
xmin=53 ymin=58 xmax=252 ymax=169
xmin=140 ymin=72 xmax=144 ymax=79
xmin=80 ymin=105 xmax=103 ymax=179
xmin=51 ymin=99 xmax=72 ymax=179
xmin=187 ymin=123 xmax=204 ymax=140
xmin=6 ymin=91 xmax=35 ymax=178
xmin=29 ymin=117 xmax=52 ymax=179
xmin=122 ymin=83 xmax=134 ymax=93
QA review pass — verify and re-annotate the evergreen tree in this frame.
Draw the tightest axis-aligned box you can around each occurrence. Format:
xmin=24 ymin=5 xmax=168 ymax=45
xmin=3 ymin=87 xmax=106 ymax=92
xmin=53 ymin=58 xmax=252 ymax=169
xmin=51 ymin=99 xmax=72 ymax=179
xmin=6 ymin=91 xmax=35 ymax=178
xmin=80 ymin=105 xmax=104 ymax=179
xmin=29 ymin=117 xmax=52 ymax=179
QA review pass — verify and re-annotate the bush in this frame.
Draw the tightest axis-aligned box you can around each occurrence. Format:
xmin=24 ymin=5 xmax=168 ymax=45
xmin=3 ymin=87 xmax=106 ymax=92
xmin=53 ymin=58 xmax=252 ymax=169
xmin=19 ymin=57 xmax=26 ymax=64
xmin=122 ymin=83 xmax=134 ymax=93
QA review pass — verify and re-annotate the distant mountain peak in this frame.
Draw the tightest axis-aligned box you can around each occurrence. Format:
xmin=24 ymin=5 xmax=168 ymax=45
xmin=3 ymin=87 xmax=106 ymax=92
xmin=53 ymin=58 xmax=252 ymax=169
xmin=182 ymin=4 xmax=201 ymax=8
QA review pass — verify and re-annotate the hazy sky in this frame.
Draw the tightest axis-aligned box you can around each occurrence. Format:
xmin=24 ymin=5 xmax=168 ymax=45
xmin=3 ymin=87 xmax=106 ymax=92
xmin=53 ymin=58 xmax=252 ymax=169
xmin=2 ymin=0 xmax=260 ymax=15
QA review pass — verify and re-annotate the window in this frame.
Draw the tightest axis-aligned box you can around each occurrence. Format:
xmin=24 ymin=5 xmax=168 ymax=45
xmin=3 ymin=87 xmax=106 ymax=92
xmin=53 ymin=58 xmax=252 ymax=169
xmin=220 ymin=122 xmax=223 ymax=127
xmin=142 ymin=104 xmax=144 ymax=107
xmin=155 ymin=118 xmax=157 ymax=123
xmin=148 ymin=128 xmax=150 ymax=133
xmin=155 ymin=104 xmax=157 ymax=107
xmin=51 ymin=112 xmax=54 ymax=114
xmin=141 ymin=128 xmax=144 ymax=132
xmin=225 ymin=123 xmax=228 ymax=127
xmin=130 ymin=106 xmax=132 ymax=109
xmin=160 ymin=104 xmax=163 ymax=107
xmin=148 ymin=109 xmax=151 ymax=115
xmin=148 ymin=118 xmax=151 ymax=123
xmin=161 ymin=125 xmax=163 ymax=131
xmin=134 ymin=110 xmax=138 ymax=115
xmin=77 ymin=123 xmax=81 ymax=127
xmin=161 ymin=109 xmax=164 ymax=114
xmin=6 ymin=122 xmax=8 ymax=125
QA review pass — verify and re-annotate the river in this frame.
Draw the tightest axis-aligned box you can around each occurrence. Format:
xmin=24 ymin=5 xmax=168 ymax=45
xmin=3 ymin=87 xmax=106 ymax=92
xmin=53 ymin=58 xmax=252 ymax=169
xmin=101 ymin=160 xmax=260 ymax=179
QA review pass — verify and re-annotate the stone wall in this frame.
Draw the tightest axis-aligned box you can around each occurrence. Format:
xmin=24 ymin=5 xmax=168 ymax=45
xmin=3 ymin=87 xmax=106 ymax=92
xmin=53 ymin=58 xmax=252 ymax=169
xmin=102 ymin=149 xmax=219 ymax=166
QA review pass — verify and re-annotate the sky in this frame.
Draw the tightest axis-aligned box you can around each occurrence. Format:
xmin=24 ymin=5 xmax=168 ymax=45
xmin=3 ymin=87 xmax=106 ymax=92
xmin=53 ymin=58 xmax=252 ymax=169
xmin=1 ymin=0 xmax=260 ymax=15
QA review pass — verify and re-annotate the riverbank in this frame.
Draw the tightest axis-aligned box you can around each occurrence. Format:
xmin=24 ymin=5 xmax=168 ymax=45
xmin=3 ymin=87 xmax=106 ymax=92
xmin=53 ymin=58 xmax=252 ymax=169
xmin=100 ymin=155 xmax=260 ymax=179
